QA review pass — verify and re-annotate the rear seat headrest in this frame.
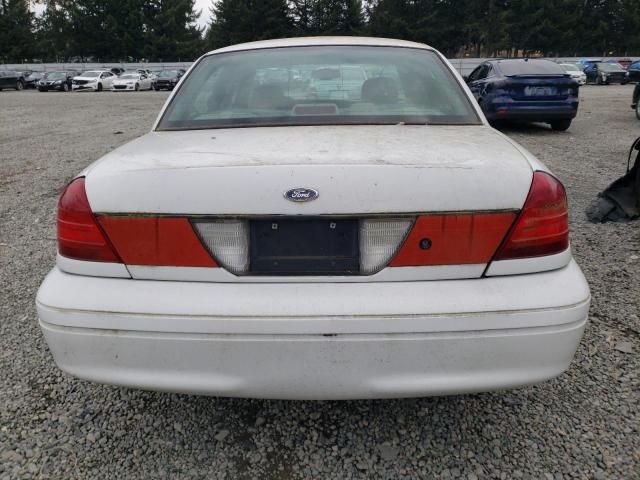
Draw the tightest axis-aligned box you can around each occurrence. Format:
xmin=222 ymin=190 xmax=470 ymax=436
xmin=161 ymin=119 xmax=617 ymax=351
xmin=361 ymin=77 xmax=399 ymax=104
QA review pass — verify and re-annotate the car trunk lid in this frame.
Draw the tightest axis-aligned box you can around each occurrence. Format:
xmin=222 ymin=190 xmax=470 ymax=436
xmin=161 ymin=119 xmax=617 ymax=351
xmin=506 ymin=75 xmax=575 ymax=100
xmin=83 ymin=125 xmax=534 ymax=281
xmin=86 ymin=125 xmax=532 ymax=214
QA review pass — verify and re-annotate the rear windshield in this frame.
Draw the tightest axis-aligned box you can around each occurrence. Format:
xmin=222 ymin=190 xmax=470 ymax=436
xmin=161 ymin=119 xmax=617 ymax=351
xmin=561 ymin=64 xmax=581 ymax=72
xmin=498 ymin=60 xmax=565 ymax=76
xmin=157 ymin=46 xmax=480 ymax=130
xmin=599 ymin=63 xmax=625 ymax=72
xmin=45 ymin=72 xmax=67 ymax=80
xmin=159 ymin=70 xmax=180 ymax=78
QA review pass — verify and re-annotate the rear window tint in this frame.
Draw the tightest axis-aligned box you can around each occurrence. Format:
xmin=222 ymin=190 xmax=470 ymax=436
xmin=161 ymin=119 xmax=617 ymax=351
xmin=497 ymin=60 xmax=565 ymax=76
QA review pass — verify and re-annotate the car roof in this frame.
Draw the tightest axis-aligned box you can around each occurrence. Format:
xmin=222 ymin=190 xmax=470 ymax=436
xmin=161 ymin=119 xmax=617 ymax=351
xmin=206 ymin=36 xmax=433 ymax=56
xmin=490 ymin=58 xmax=555 ymax=64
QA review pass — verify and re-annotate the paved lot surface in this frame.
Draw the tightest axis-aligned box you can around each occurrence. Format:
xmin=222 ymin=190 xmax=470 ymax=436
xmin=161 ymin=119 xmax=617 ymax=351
xmin=1 ymin=87 xmax=638 ymax=479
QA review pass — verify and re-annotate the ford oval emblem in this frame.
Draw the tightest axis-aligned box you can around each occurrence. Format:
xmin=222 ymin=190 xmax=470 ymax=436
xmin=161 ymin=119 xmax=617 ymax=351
xmin=284 ymin=187 xmax=319 ymax=202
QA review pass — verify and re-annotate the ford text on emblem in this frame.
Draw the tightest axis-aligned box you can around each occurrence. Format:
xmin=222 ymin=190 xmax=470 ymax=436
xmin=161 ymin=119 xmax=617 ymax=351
xmin=284 ymin=188 xmax=319 ymax=202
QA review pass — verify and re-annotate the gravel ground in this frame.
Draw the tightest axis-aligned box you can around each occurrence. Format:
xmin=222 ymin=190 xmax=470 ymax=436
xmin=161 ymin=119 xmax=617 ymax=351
xmin=1 ymin=86 xmax=638 ymax=479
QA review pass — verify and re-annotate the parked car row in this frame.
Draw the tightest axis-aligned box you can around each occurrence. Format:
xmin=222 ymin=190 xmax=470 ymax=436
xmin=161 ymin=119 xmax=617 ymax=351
xmin=575 ymin=58 xmax=636 ymax=84
xmin=0 ymin=68 xmax=186 ymax=92
xmin=71 ymin=69 xmax=185 ymax=92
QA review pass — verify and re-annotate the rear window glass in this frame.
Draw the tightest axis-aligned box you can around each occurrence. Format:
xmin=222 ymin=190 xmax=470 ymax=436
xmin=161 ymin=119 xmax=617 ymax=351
xmin=598 ymin=63 xmax=625 ymax=72
xmin=45 ymin=72 xmax=67 ymax=80
xmin=561 ymin=64 xmax=581 ymax=72
xmin=158 ymin=46 xmax=480 ymax=130
xmin=497 ymin=60 xmax=565 ymax=76
xmin=159 ymin=70 xmax=180 ymax=78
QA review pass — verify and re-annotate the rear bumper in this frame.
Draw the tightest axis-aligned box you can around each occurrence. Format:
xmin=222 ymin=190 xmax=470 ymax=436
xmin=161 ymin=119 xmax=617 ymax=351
xmin=485 ymin=97 xmax=578 ymax=121
xmin=486 ymin=107 xmax=578 ymax=121
xmin=37 ymin=261 xmax=590 ymax=399
xmin=38 ymin=85 xmax=65 ymax=91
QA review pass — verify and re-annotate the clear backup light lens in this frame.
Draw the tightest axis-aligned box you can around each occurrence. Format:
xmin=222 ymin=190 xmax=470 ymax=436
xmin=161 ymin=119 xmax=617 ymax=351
xmin=194 ymin=220 xmax=249 ymax=274
xmin=359 ymin=218 xmax=413 ymax=274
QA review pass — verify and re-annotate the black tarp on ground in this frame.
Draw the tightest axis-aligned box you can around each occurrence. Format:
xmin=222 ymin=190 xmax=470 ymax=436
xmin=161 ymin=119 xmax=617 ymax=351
xmin=587 ymin=136 xmax=640 ymax=223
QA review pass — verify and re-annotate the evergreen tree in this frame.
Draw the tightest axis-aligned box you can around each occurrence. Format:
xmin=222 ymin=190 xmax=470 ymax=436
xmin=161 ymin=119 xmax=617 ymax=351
xmin=206 ymin=0 xmax=291 ymax=50
xmin=4 ymin=0 xmax=640 ymax=63
xmin=143 ymin=0 xmax=204 ymax=61
xmin=290 ymin=0 xmax=314 ymax=33
xmin=367 ymin=0 xmax=463 ymax=56
xmin=312 ymin=0 xmax=364 ymax=34
xmin=289 ymin=0 xmax=363 ymax=35
xmin=104 ymin=0 xmax=145 ymax=61
xmin=37 ymin=0 xmax=75 ymax=61
xmin=0 ymin=0 xmax=36 ymax=62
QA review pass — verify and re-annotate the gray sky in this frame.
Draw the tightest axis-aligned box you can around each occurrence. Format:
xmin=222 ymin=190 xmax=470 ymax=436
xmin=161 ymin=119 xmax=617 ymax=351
xmin=195 ymin=0 xmax=211 ymax=29
xmin=33 ymin=1 xmax=211 ymax=29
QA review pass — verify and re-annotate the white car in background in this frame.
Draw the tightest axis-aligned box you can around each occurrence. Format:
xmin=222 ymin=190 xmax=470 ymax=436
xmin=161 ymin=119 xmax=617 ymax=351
xmin=560 ymin=63 xmax=587 ymax=85
xmin=112 ymin=72 xmax=152 ymax=91
xmin=72 ymin=70 xmax=116 ymax=91
xmin=37 ymin=37 xmax=590 ymax=400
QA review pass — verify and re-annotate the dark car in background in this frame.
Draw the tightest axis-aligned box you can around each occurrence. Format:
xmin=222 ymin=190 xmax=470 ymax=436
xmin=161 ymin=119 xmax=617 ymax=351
xmin=465 ymin=59 xmax=579 ymax=131
xmin=24 ymin=71 xmax=44 ymax=89
xmin=110 ymin=67 xmax=125 ymax=76
xmin=609 ymin=58 xmax=633 ymax=69
xmin=628 ymin=60 xmax=640 ymax=83
xmin=37 ymin=71 xmax=76 ymax=92
xmin=632 ymin=83 xmax=640 ymax=120
xmin=0 ymin=71 xmax=26 ymax=90
xmin=152 ymin=69 xmax=185 ymax=91
xmin=585 ymin=62 xmax=629 ymax=84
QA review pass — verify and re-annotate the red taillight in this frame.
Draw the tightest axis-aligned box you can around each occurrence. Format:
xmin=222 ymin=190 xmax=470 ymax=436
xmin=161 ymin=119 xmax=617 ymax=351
xmin=57 ymin=178 xmax=121 ymax=262
xmin=97 ymin=216 xmax=217 ymax=267
xmin=390 ymin=212 xmax=516 ymax=266
xmin=495 ymin=171 xmax=569 ymax=260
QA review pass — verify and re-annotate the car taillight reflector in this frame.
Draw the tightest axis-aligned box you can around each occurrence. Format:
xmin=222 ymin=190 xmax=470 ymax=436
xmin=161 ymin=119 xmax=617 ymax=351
xmin=97 ymin=216 xmax=217 ymax=267
xmin=495 ymin=171 xmax=569 ymax=260
xmin=193 ymin=220 xmax=249 ymax=274
xmin=359 ymin=218 xmax=413 ymax=274
xmin=57 ymin=178 xmax=121 ymax=263
xmin=390 ymin=212 xmax=517 ymax=266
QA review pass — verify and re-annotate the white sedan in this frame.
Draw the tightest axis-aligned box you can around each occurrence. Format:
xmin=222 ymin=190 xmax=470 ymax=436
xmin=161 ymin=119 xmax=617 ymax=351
xmin=37 ymin=37 xmax=590 ymax=400
xmin=112 ymin=73 xmax=152 ymax=91
xmin=72 ymin=70 xmax=116 ymax=91
xmin=560 ymin=63 xmax=587 ymax=85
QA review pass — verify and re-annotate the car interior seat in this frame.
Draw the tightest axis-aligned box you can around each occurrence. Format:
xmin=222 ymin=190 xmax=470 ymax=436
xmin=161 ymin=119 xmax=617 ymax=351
xmin=360 ymin=77 xmax=399 ymax=104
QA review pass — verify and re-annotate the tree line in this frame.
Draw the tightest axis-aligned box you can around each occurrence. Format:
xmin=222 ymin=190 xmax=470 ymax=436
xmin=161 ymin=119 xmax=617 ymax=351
xmin=1 ymin=0 xmax=639 ymax=64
